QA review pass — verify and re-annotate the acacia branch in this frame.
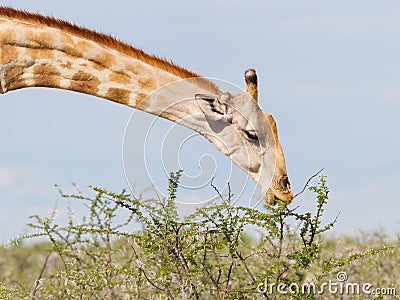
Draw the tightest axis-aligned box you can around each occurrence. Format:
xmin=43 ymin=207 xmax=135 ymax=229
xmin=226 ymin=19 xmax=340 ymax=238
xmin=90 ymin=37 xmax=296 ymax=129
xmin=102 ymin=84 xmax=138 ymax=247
xmin=32 ymin=252 xmax=52 ymax=297
xmin=201 ymin=233 xmax=222 ymax=296
xmin=210 ymin=177 xmax=224 ymax=201
xmin=293 ymin=168 xmax=324 ymax=199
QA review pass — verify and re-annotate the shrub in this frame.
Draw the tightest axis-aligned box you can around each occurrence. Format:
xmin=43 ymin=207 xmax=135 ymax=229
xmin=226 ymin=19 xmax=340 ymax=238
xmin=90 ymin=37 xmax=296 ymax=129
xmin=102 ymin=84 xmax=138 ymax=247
xmin=0 ymin=173 xmax=397 ymax=299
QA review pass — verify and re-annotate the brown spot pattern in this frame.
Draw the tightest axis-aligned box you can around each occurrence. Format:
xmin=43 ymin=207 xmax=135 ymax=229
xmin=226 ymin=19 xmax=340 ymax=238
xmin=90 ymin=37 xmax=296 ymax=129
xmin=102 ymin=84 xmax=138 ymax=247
xmin=109 ymin=70 xmax=131 ymax=84
xmin=159 ymin=111 xmax=177 ymax=122
xmin=76 ymin=40 xmax=92 ymax=54
xmin=125 ymin=62 xmax=141 ymax=75
xmin=0 ymin=28 xmax=16 ymax=44
xmin=26 ymin=48 xmax=54 ymax=60
xmin=60 ymin=61 xmax=73 ymax=69
xmin=138 ymin=77 xmax=156 ymax=91
xmin=24 ymin=31 xmax=55 ymax=60
xmin=135 ymin=93 xmax=148 ymax=106
xmin=70 ymin=71 xmax=100 ymax=94
xmin=0 ymin=45 xmax=19 ymax=64
xmin=25 ymin=31 xmax=54 ymax=48
xmin=90 ymin=60 xmax=105 ymax=71
xmin=33 ymin=65 xmax=61 ymax=88
xmin=61 ymin=34 xmax=82 ymax=58
xmin=61 ymin=33 xmax=74 ymax=46
xmin=106 ymin=88 xmax=131 ymax=105
xmin=91 ymin=51 xmax=115 ymax=69
xmin=4 ymin=66 xmax=24 ymax=90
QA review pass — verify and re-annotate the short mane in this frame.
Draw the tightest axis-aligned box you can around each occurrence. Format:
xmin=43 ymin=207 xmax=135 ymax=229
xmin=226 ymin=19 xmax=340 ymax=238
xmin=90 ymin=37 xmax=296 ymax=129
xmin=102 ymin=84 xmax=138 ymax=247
xmin=0 ymin=6 xmax=220 ymax=94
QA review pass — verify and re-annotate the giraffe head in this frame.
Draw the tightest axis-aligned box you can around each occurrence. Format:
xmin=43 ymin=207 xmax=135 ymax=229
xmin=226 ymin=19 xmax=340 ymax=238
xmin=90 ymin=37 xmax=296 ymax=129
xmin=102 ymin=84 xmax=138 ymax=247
xmin=195 ymin=69 xmax=292 ymax=204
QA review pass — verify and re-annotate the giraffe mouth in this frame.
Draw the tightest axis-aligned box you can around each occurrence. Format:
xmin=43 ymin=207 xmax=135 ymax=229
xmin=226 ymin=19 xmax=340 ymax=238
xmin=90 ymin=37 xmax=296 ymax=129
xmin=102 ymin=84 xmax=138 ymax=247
xmin=264 ymin=188 xmax=293 ymax=205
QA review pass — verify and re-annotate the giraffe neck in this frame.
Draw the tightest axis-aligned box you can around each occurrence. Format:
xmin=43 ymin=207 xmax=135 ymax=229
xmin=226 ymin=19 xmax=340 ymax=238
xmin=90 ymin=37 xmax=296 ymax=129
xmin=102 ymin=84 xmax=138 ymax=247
xmin=0 ymin=9 xmax=219 ymax=120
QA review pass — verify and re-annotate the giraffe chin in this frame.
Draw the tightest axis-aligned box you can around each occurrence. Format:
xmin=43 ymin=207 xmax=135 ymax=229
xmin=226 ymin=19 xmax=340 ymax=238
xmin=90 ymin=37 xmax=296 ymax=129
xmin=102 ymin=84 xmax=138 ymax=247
xmin=264 ymin=189 xmax=293 ymax=206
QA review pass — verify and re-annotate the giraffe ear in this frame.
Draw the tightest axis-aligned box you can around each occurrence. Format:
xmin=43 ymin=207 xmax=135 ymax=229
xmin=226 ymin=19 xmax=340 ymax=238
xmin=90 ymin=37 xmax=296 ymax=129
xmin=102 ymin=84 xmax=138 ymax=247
xmin=195 ymin=94 xmax=232 ymax=123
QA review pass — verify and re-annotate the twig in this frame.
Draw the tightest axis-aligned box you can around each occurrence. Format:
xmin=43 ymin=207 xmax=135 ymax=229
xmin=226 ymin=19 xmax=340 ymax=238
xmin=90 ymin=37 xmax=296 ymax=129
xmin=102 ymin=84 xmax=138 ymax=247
xmin=223 ymin=257 xmax=235 ymax=297
xmin=130 ymin=244 xmax=173 ymax=297
xmin=172 ymin=230 xmax=200 ymax=299
xmin=293 ymin=168 xmax=324 ymax=198
xmin=105 ymin=229 xmax=116 ymax=299
xmin=227 ymin=182 xmax=233 ymax=204
xmin=140 ymin=266 xmax=170 ymax=294
xmin=236 ymin=252 xmax=256 ymax=283
xmin=201 ymin=232 xmax=223 ymax=296
xmin=210 ymin=177 xmax=224 ymax=201
xmin=32 ymin=252 xmax=52 ymax=297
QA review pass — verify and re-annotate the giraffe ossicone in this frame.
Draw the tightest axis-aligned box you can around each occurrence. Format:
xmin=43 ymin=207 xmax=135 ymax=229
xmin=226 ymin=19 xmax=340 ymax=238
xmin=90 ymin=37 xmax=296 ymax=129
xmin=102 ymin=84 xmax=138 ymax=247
xmin=0 ymin=6 xmax=293 ymax=204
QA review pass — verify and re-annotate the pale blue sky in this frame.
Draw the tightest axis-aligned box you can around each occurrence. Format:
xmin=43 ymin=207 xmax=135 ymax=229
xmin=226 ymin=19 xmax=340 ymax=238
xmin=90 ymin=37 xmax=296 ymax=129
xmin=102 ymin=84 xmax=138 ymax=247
xmin=0 ymin=0 xmax=399 ymax=242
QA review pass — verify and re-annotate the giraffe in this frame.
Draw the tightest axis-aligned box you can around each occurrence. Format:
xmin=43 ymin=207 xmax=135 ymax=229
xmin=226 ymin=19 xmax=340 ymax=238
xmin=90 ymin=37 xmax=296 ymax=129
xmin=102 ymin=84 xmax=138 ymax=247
xmin=0 ymin=7 xmax=293 ymax=204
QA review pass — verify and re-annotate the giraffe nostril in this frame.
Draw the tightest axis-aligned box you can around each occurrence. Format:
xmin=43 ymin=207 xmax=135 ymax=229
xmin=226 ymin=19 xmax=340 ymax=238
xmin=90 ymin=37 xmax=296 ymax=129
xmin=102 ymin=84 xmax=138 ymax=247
xmin=280 ymin=175 xmax=291 ymax=191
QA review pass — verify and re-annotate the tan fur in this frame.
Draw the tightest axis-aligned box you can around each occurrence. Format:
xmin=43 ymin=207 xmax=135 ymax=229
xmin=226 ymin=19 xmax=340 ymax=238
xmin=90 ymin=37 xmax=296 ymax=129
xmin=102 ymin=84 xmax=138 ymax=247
xmin=125 ymin=62 xmax=141 ymax=75
xmin=106 ymin=88 xmax=131 ymax=105
xmin=135 ymin=93 xmax=148 ymax=106
xmin=4 ymin=66 xmax=24 ymax=90
xmin=1 ymin=45 xmax=18 ymax=64
xmin=25 ymin=30 xmax=54 ymax=47
xmin=246 ymin=84 xmax=258 ymax=101
xmin=26 ymin=47 xmax=54 ymax=60
xmin=109 ymin=70 xmax=132 ymax=85
xmin=92 ymin=52 xmax=116 ymax=69
xmin=70 ymin=71 xmax=101 ymax=94
xmin=0 ymin=27 xmax=15 ymax=43
xmin=138 ymin=77 xmax=157 ymax=91
xmin=33 ymin=65 xmax=61 ymax=87
xmin=60 ymin=61 xmax=73 ymax=69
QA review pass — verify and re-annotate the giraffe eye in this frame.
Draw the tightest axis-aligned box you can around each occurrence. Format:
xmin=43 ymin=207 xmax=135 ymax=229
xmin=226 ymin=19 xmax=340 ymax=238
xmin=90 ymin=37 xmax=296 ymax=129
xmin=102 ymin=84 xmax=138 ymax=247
xmin=244 ymin=130 xmax=258 ymax=141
